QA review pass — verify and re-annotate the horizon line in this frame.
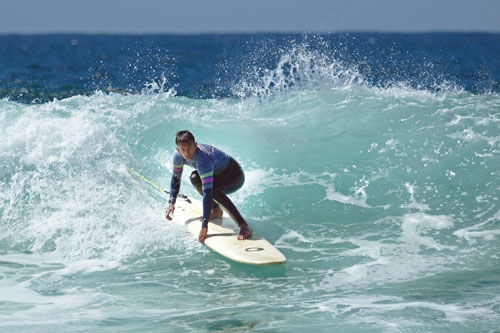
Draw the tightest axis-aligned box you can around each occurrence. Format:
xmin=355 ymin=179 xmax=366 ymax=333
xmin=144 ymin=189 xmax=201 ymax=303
xmin=1 ymin=29 xmax=500 ymax=36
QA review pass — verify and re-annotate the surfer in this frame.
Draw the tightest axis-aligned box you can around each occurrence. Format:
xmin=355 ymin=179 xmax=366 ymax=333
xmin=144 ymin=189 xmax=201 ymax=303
xmin=165 ymin=130 xmax=252 ymax=244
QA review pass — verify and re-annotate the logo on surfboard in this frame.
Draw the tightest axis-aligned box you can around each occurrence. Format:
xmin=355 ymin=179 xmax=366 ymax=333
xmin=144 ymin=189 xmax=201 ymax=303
xmin=245 ymin=247 xmax=265 ymax=252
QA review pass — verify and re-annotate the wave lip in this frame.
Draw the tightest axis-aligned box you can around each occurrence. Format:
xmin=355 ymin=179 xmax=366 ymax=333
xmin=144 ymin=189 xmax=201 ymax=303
xmin=231 ymin=42 xmax=365 ymax=98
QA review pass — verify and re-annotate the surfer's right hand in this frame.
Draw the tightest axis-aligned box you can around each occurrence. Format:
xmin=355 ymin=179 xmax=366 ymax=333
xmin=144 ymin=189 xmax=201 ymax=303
xmin=198 ymin=227 xmax=208 ymax=244
xmin=165 ymin=203 xmax=175 ymax=220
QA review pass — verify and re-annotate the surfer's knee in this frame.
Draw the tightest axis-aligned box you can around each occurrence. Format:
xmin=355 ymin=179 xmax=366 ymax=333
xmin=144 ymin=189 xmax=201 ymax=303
xmin=190 ymin=171 xmax=201 ymax=186
xmin=190 ymin=171 xmax=203 ymax=195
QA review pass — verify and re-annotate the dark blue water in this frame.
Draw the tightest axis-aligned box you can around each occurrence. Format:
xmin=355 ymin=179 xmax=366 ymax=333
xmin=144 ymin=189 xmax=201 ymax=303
xmin=1 ymin=33 xmax=499 ymax=103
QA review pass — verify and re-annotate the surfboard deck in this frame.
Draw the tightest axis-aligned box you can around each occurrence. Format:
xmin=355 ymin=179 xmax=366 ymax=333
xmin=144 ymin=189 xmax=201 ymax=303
xmin=172 ymin=195 xmax=286 ymax=265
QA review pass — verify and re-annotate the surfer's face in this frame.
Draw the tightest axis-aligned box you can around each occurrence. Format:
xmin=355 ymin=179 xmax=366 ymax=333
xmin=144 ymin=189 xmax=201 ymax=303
xmin=177 ymin=142 xmax=197 ymax=160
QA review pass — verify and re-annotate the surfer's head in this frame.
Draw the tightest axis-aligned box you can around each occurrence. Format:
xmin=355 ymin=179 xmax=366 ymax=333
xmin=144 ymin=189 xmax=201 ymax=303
xmin=176 ymin=130 xmax=195 ymax=146
xmin=175 ymin=130 xmax=197 ymax=160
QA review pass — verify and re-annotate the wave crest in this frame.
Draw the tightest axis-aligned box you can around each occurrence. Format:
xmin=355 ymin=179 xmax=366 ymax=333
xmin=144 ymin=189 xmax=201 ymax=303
xmin=231 ymin=42 xmax=364 ymax=98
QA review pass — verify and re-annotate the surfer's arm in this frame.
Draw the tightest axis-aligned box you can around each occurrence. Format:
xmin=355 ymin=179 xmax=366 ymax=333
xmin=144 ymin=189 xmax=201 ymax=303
xmin=168 ymin=174 xmax=181 ymax=204
xmin=199 ymin=169 xmax=214 ymax=228
xmin=169 ymin=153 xmax=184 ymax=204
xmin=165 ymin=175 xmax=180 ymax=220
xmin=166 ymin=154 xmax=184 ymax=220
xmin=201 ymin=188 xmax=213 ymax=228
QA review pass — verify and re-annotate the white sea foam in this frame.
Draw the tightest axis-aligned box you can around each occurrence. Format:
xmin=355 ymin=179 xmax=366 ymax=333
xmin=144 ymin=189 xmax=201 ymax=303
xmin=302 ymin=295 xmax=494 ymax=326
xmin=0 ymin=94 xmax=198 ymax=270
xmin=401 ymin=213 xmax=454 ymax=251
xmin=453 ymin=208 xmax=500 ymax=244
xmin=401 ymin=182 xmax=430 ymax=211
xmin=274 ymin=230 xmax=335 ymax=254
xmin=325 ymin=177 xmax=371 ymax=208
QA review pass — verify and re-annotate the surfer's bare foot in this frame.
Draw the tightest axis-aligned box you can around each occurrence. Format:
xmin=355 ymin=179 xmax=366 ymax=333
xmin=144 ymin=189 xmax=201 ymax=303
xmin=237 ymin=224 xmax=252 ymax=240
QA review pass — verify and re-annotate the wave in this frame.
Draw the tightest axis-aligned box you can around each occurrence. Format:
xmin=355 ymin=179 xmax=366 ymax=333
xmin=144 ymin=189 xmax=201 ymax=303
xmin=231 ymin=42 xmax=365 ymax=98
xmin=1 ymin=76 xmax=499 ymax=268
xmin=226 ymin=38 xmax=483 ymax=100
xmin=2 ymin=34 xmax=500 ymax=332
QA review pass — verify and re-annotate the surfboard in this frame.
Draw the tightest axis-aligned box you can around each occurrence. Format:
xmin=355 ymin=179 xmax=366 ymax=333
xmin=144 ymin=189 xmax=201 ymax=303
xmin=172 ymin=194 xmax=286 ymax=265
xmin=128 ymin=168 xmax=286 ymax=265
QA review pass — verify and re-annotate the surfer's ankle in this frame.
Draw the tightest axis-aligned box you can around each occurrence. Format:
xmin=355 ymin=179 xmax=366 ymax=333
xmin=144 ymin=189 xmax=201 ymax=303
xmin=237 ymin=224 xmax=252 ymax=240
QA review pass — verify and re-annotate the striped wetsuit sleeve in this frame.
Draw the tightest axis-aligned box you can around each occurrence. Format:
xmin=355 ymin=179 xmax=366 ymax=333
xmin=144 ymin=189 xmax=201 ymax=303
xmin=172 ymin=162 xmax=184 ymax=178
xmin=196 ymin=152 xmax=215 ymax=228
xmin=200 ymin=170 xmax=214 ymax=227
xmin=201 ymin=188 xmax=213 ymax=228
xmin=199 ymin=170 xmax=213 ymax=228
xmin=169 ymin=152 xmax=184 ymax=204
xmin=169 ymin=175 xmax=181 ymax=204
xmin=199 ymin=170 xmax=214 ymax=190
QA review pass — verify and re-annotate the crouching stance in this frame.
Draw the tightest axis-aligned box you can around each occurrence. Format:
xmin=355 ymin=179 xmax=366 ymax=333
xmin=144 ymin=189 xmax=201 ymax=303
xmin=165 ymin=130 xmax=252 ymax=244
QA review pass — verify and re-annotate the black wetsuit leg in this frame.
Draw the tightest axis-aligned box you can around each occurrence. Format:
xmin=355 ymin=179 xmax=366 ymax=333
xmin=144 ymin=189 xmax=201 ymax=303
xmin=190 ymin=158 xmax=246 ymax=226
xmin=190 ymin=171 xmax=204 ymax=196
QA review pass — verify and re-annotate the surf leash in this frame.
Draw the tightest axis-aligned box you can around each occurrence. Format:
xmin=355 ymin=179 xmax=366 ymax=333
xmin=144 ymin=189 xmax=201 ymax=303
xmin=128 ymin=167 xmax=191 ymax=202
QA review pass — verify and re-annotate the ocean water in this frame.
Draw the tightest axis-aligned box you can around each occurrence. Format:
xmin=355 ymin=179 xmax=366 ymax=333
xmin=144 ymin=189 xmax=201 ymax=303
xmin=0 ymin=33 xmax=499 ymax=332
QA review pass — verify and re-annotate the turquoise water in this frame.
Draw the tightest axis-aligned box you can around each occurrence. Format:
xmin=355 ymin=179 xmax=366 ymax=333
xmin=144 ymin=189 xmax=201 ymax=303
xmin=1 ymin=34 xmax=499 ymax=332
xmin=1 ymin=85 xmax=499 ymax=331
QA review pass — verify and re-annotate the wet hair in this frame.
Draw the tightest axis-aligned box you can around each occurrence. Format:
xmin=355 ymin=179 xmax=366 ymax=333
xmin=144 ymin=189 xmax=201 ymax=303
xmin=175 ymin=130 xmax=195 ymax=145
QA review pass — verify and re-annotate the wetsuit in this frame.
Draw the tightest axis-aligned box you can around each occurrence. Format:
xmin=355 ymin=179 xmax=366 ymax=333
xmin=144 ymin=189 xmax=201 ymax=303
xmin=168 ymin=144 xmax=246 ymax=228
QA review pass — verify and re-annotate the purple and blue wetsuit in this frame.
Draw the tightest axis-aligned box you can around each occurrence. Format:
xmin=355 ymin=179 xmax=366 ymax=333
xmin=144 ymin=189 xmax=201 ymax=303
xmin=169 ymin=144 xmax=246 ymax=228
